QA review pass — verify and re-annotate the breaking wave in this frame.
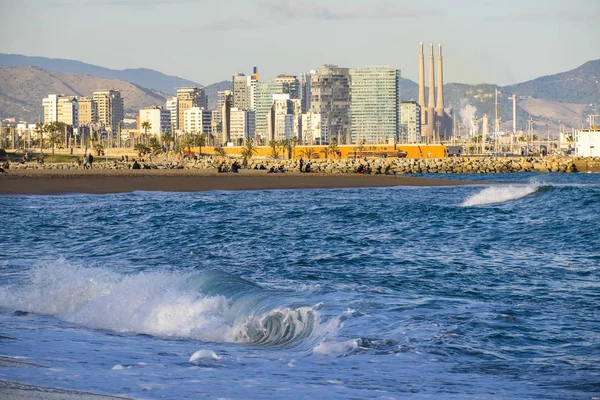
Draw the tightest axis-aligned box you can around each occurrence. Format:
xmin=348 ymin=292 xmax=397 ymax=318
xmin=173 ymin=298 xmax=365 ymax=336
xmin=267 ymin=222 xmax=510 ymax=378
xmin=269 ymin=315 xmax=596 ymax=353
xmin=461 ymin=184 xmax=540 ymax=206
xmin=0 ymin=260 xmax=336 ymax=347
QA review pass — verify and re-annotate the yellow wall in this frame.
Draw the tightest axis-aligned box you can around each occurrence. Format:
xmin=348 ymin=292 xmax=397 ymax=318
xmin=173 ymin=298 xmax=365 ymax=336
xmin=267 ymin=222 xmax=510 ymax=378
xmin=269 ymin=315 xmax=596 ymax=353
xmin=195 ymin=145 xmax=446 ymax=159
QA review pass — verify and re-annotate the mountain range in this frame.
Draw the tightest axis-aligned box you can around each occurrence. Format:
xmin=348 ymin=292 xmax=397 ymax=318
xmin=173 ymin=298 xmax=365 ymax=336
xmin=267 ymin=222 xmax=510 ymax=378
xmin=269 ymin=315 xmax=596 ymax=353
xmin=1 ymin=54 xmax=598 ymax=134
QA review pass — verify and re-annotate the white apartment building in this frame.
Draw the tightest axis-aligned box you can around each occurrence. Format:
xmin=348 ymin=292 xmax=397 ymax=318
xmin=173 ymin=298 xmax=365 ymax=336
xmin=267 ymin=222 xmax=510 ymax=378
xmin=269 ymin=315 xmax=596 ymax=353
xmin=400 ymin=101 xmax=421 ymax=143
xmin=229 ymin=108 xmax=256 ymax=144
xmin=183 ymin=107 xmax=211 ymax=134
xmin=166 ymin=97 xmax=178 ymax=130
xmin=43 ymin=95 xmax=79 ymax=127
xmin=57 ymin=96 xmax=79 ymax=127
xmin=43 ymin=94 xmax=59 ymax=124
xmin=267 ymin=94 xmax=301 ymax=141
xmin=301 ymin=112 xmax=325 ymax=145
xmin=139 ymin=106 xmax=171 ymax=136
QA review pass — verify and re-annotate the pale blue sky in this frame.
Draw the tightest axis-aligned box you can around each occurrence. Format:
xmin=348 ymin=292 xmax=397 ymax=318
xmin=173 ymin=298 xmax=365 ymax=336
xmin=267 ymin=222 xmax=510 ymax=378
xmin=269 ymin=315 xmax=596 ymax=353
xmin=1 ymin=0 xmax=598 ymax=86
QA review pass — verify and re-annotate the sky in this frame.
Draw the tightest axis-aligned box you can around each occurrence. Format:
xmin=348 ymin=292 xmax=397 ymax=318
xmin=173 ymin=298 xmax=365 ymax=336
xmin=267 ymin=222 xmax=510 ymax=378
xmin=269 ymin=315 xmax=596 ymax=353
xmin=1 ymin=0 xmax=599 ymax=86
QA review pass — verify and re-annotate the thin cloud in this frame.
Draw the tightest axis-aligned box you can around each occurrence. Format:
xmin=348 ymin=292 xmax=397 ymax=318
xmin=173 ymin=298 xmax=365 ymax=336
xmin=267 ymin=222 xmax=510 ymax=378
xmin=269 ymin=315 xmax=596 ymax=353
xmin=49 ymin=0 xmax=196 ymax=7
xmin=260 ymin=0 xmax=442 ymax=20
xmin=183 ymin=18 xmax=268 ymax=32
xmin=486 ymin=11 xmax=598 ymax=22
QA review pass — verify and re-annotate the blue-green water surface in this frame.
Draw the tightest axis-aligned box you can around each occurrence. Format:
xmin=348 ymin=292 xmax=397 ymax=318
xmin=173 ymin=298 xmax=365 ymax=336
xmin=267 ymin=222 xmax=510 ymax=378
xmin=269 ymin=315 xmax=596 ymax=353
xmin=0 ymin=173 xmax=598 ymax=399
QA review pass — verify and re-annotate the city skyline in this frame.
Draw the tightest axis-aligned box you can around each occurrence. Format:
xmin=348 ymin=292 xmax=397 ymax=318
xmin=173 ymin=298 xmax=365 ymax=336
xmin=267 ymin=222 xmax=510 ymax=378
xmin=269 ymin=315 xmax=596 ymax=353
xmin=1 ymin=0 xmax=599 ymax=87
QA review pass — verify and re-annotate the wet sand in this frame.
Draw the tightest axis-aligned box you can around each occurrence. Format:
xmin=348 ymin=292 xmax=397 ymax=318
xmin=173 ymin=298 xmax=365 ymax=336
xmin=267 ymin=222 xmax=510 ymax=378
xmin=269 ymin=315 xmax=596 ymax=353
xmin=0 ymin=169 xmax=483 ymax=195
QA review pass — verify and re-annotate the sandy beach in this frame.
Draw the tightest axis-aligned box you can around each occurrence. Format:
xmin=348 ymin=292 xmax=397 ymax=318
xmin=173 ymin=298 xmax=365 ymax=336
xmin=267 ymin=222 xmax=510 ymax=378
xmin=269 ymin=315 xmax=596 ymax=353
xmin=0 ymin=169 xmax=484 ymax=195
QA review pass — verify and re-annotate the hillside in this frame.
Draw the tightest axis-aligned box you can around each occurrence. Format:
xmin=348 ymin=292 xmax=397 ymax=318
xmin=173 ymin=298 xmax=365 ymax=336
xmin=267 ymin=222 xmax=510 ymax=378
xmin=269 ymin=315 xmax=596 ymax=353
xmin=0 ymin=54 xmax=202 ymax=95
xmin=0 ymin=66 xmax=168 ymax=122
xmin=505 ymin=59 xmax=600 ymax=104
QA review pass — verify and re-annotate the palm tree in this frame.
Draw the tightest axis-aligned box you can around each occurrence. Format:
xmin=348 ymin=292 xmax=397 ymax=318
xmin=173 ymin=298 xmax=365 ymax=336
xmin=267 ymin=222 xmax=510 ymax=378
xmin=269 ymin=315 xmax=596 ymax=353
xmin=141 ymin=121 xmax=151 ymax=145
xmin=268 ymin=140 xmax=280 ymax=159
xmin=214 ymin=145 xmax=227 ymax=158
xmin=46 ymin=122 xmax=61 ymax=163
xmin=281 ymin=139 xmax=291 ymax=159
xmin=291 ymin=136 xmax=299 ymax=159
xmin=94 ymin=143 xmax=105 ymax=156
xmin=181 ymin=136 xmax=194 ymax=156
xmin=161 ymin=132 xmax=173 ymax=152
xmin=134 ymin=143 xmax=149 ymax=157
xmin=194 ymin=133 xmax=207 ymax=156
xmin=36 ymin=123 xmax=45 ymax=157
xmin=149 ymin=136 xmax=161 ymax=154
xmin=328 ymin=138 xmax=339 ymax=159
xmin=241 ymin=138 xmax=258 ymax=160
xmin=300 ymin=147 xmax=318 ymax=159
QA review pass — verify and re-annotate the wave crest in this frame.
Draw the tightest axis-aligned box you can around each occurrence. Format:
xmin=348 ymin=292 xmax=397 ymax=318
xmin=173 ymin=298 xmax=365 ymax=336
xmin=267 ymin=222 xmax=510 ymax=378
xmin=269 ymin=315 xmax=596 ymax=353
xmin=0 ymin=261 xmax=327 ymax=347
xmin=461 ymin=185 xmax=539 ymax=207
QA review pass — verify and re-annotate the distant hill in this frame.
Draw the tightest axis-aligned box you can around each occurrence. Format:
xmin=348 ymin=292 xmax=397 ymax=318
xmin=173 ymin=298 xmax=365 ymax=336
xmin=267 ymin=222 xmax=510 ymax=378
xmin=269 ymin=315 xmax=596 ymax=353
xmin=0 ymin=54 xmax=201 ymax=95
xmin=0 ymin=65 xmax=168 ymax=122
xmin=505 ymin=59 xmax=600 ymax=104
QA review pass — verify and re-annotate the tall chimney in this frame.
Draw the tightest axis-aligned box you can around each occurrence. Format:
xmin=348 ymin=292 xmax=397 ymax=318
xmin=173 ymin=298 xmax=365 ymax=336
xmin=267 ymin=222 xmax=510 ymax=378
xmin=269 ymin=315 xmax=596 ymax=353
xmin=512 ymin=94 xmax=517 ymax=134
xmin=418 ymin=43 xmax=426 ymax=139
xmin=428 ymin=43 xmax=436 ymax=140
xmin=436 ymin=44 xmax=444 ymax=112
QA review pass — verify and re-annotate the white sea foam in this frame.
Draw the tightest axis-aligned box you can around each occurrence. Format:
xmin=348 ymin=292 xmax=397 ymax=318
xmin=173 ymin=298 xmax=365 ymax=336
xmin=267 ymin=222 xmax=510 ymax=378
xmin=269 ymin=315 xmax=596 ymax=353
xmin=461 ymin=185 xmax=539 ymax=207
xmin=0 ymin=260 xmax=328 ymax=346
xmin=189 ymin=350 xmax=221 ymax=362
xmin=313 ymin=339 xmax=359 ymax=355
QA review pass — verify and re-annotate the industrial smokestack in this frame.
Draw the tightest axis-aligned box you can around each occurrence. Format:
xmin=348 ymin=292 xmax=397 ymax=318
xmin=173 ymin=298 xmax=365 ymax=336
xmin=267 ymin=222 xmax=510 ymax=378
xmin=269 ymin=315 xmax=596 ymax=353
xmin=428 ymin=43 xmax=436 ymax=140
xmin=512 ymin=94 xmax=517 ymax=134
xmin=436 ymin=44 xmax=444 ymax=112
xmin=428 ymin=44 xmax=435 ymax=109
xmin=418 ymin=43 xmax=426 ymax=139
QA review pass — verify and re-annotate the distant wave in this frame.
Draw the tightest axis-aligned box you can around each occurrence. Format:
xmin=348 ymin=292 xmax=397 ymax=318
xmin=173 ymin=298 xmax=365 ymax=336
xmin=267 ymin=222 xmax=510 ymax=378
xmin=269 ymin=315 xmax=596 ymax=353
xmin=0 ymin=261 xmax=337 ymax=347
xmin=461 ymin=184 xmax=540 ymax=206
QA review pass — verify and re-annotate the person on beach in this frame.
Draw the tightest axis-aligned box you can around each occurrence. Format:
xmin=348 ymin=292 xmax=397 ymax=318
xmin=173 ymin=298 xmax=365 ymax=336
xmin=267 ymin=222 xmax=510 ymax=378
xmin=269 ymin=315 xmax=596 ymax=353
xmin=231 ymin=161 xmax=240 ymax=173
xmin=82 ymin=154 xmax=89 ymax=169
xmin=305 ymin=162 xmax=311 ymax=173
xmin=299 ymin=157 xmax=304 ymax=172
xmin=88 ymin=154 xmax=94 ymax=169
xmin=132 ymin=160 xmax=141 ymax=169
xmin=218 ymin=162 xmax=226 ymax=173
xmin=242 ymin=158 xmax=248 ymax=168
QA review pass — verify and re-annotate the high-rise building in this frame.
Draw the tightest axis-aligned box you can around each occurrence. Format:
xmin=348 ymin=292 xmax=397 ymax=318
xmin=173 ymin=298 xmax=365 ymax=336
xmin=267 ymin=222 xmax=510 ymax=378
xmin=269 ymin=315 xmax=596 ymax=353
xmin=43 ymin=95 xmax=79 ymax=127
xmin=349 ymin=66 xmax=401 ymax=144
xmin=229 ymin=108 xmax=255 ymax=145
xmin=92 ymin=90 xmax=123 ymax=132
xmin=176 ymin=87 xmax=207 ymax=132
xmin=300 ymin=72 xmax=313 ymax=113
xmin=214 ymin=90 xmax=232 ymax=129
xmin=183 ymin=107 xmax=211 ymax=135
xmin=301 ymin=111 xmax=324 ymax=145
xmin=267 ymin=94 xmax=301 ymax=142
xmin=310 ymin=65 xmax=350 ymax=144
xmin=139 ymin=106 xmax=171 ymax=136
xmin=166 ymin=97 xmax=178 ymax=130
xmin=57 ymin=96 xmax=79 ymax=127
xmin=400 ymin=101 xmax=421 ymax=143
xmin=78 ymin=97 xmax=97 ymax=125
xmin=275 ymin=75 xmax=300 ymax=100
xmin=42 ymin=94 xmax=59 ymax=124
xmin=254 ymin=81 xmax=279 ymax=141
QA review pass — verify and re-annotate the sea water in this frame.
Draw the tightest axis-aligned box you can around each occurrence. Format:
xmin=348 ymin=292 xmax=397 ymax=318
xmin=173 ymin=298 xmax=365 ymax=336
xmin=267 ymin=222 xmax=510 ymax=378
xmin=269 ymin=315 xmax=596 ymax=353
xmin=0 ymin=173 xmax=598 ymax=399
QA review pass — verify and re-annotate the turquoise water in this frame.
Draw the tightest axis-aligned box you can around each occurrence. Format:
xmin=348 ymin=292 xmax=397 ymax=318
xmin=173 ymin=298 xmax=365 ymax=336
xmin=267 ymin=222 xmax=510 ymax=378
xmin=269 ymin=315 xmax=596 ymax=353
xmin=0 ymin=173 xmax=599 ymax=399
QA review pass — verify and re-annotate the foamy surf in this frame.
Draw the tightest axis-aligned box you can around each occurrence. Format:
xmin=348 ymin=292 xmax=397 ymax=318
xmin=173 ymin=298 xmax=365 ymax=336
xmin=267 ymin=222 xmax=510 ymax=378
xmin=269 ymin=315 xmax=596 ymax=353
xmin=0 ymin=261 xmax=333 ymax=347
xmin=461 ymin=185 xmax=539 ymax=206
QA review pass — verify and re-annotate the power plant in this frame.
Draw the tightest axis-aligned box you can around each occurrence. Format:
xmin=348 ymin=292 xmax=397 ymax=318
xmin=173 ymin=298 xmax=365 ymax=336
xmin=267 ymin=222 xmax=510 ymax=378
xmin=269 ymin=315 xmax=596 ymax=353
xmin=417 ymin=42 xmax=451 ymax=142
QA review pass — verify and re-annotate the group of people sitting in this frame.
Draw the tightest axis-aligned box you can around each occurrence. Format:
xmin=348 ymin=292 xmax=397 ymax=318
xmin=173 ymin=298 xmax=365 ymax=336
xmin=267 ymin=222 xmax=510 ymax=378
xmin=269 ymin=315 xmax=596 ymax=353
xmin=298 ymin=158 xmax=312 ymax=173
xmin=354 ymin=163 xmax=392 ymax=175
xmin=218 ymin=161 xmax=242 ymax=173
